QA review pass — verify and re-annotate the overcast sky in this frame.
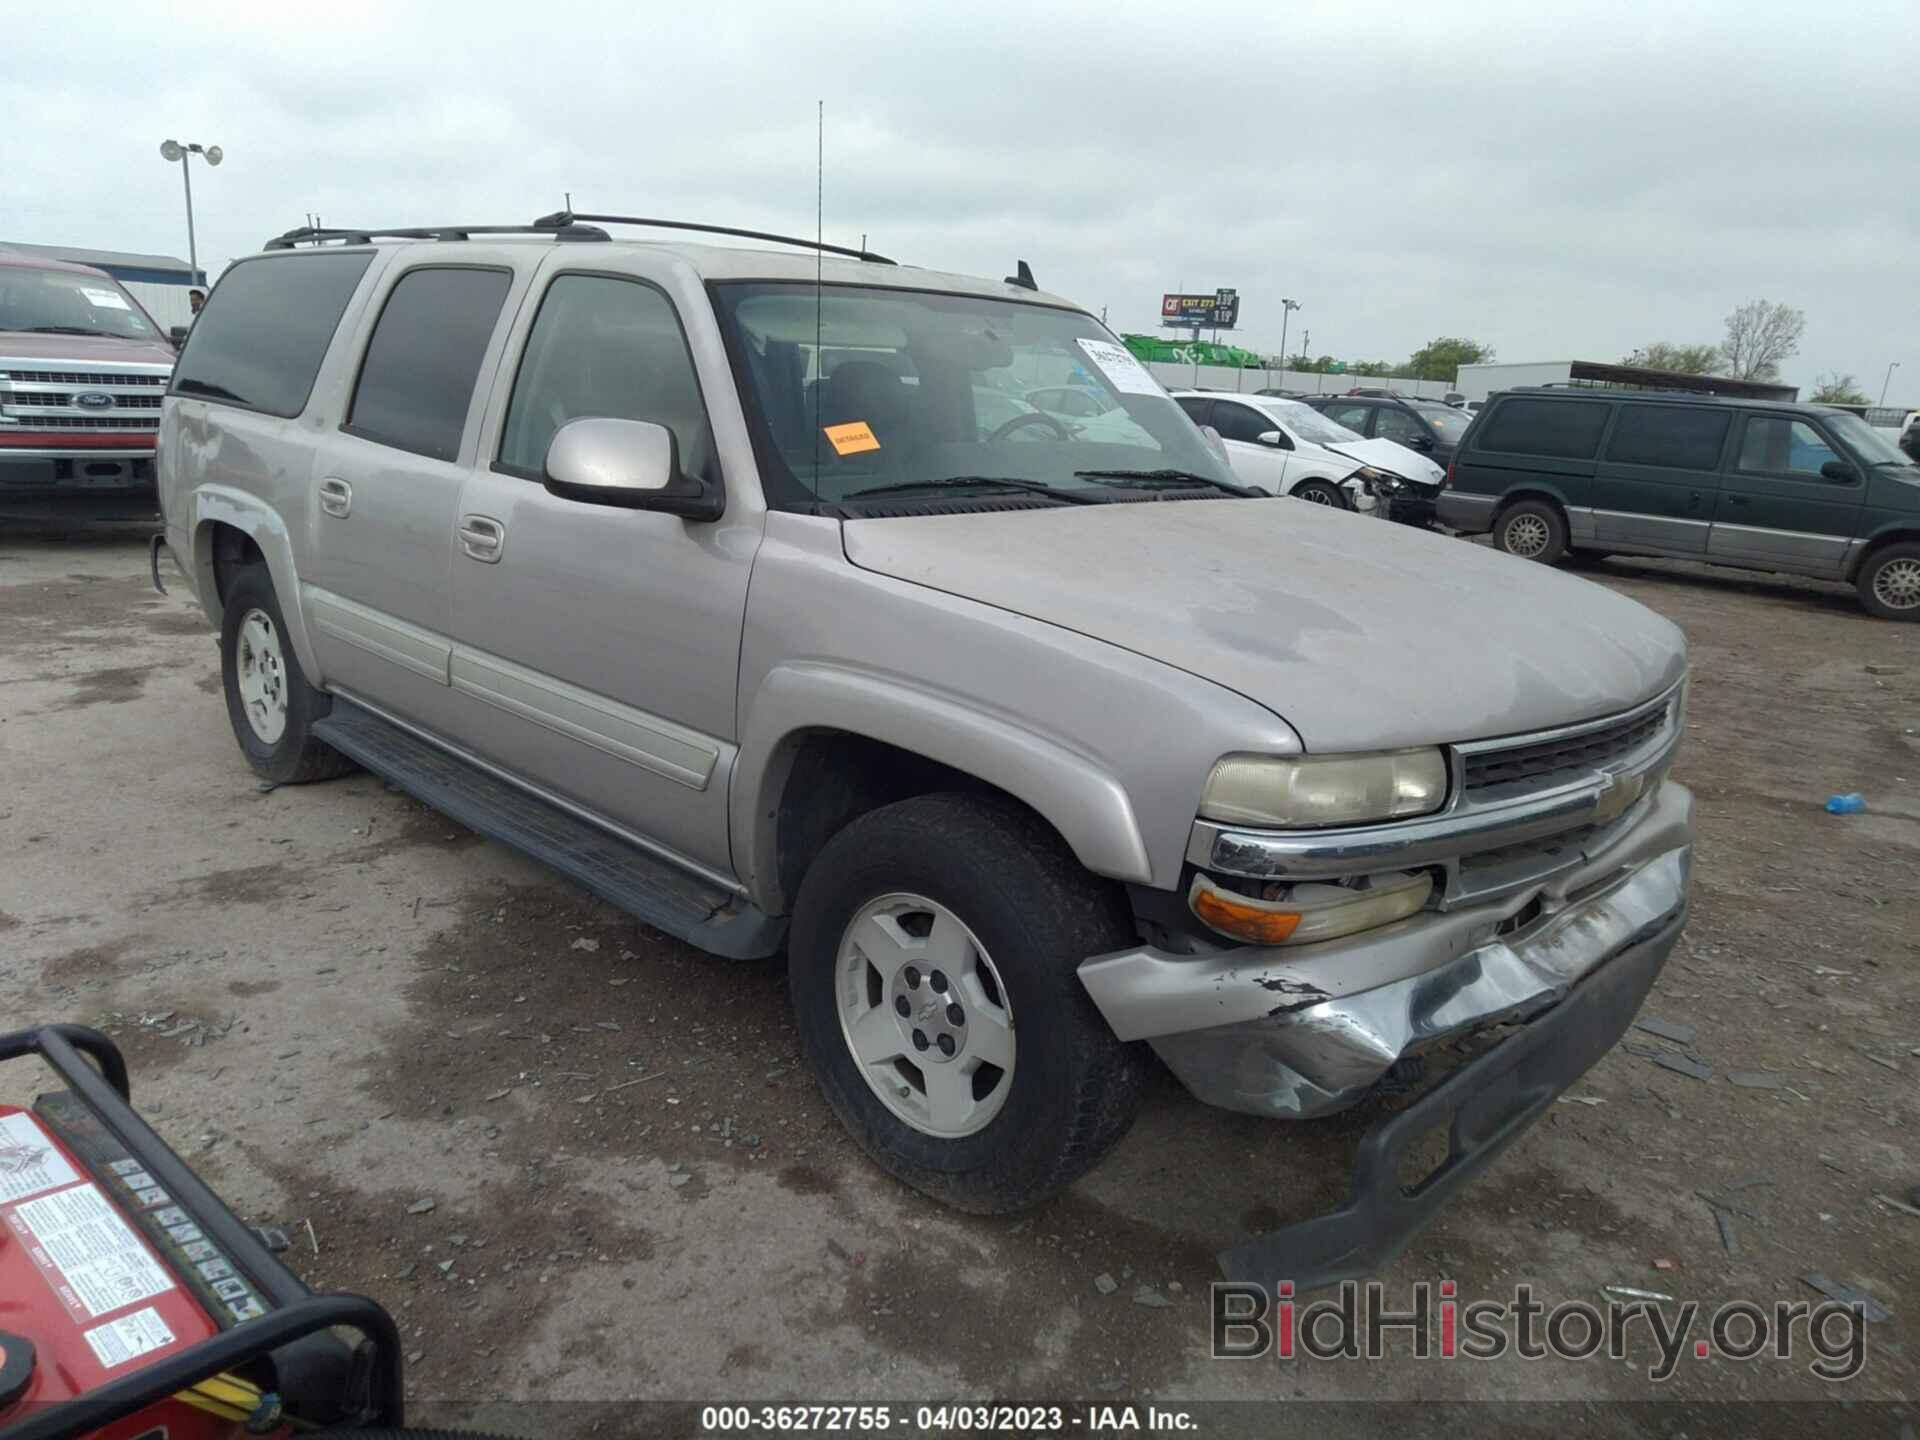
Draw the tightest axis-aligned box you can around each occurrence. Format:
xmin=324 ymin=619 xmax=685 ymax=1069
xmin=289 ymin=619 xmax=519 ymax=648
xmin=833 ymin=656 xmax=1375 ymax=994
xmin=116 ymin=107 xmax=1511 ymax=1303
xmin=5 ymin=0 xmax=1913 ymax=395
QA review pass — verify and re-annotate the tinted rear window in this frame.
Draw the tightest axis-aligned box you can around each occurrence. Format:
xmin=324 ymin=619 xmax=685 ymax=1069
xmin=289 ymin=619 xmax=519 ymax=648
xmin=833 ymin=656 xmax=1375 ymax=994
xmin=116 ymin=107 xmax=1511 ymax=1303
xmin=1476 ymin=398 xmax=1609 ymax=459
xmin=171 ymin=252 xmax=372 ymax=417
xmin=346 ymin=267 xmax=512 ymax=461
xmin=1603 ymin=404 xmax=1732 ymax=471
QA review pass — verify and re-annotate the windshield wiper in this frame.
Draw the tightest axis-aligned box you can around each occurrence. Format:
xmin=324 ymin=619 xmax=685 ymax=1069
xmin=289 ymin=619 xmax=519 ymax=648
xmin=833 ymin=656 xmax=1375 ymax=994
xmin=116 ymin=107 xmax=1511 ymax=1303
xmin=841 ymin=475 xmax=1100 ymax=505
xmin=22 ymin=325 xmax=113 ymax=337
xmin=173 ymin=378 xmax=248 ymax=403
xmin=1073 ymin=467 xmax=1258 ymax=497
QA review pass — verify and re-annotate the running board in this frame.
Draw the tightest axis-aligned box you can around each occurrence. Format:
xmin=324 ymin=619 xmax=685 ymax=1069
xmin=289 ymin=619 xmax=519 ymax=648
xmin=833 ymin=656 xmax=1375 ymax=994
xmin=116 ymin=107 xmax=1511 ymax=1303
xmin=312 ymin=699 xmax=784 ymax=960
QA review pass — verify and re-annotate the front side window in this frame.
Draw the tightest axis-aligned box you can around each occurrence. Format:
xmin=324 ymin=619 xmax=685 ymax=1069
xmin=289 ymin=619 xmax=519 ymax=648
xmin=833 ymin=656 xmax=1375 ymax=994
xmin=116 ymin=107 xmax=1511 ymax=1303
xmin=1211 ymin=402 xmax=1274 ymax=444
xmin=711 ymin=283 xmax=1234 ymax=509
xmin=347 ymin=267 xmax=512 ymax=462
xmin=1175 ymin=396 xmax=1212 ymax=426
xmin=1735 ymin=417 xmax=1842 ymax=478
xmin=1374 ymin=407 xmax=1425 ymax=444
xmin=0 ymin=267 xmax=161 ymax=341
xmin=1604 ymin=405 xmax=1731 ymax=471
xmin=1320 ymin=402 xmax=1374 ymax=433
xmin=171 ymin=252 xmax=372 ymax=417
xmin=498 ymin=274 xmax=717 ymax=483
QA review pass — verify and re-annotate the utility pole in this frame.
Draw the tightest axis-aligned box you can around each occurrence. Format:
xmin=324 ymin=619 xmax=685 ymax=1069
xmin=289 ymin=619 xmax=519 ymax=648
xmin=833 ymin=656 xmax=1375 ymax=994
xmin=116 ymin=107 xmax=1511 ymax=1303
xmin=1277 ymin=299 xmax=1301 ymax=391
xmin=1881 ymin=361 xmax=1901 ymax=408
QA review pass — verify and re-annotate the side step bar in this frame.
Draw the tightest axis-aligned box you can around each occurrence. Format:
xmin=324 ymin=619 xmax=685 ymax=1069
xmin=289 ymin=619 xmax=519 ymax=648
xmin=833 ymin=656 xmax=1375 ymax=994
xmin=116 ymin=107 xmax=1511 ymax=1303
xmin=313 ymin=698 xmax=784 ymax=960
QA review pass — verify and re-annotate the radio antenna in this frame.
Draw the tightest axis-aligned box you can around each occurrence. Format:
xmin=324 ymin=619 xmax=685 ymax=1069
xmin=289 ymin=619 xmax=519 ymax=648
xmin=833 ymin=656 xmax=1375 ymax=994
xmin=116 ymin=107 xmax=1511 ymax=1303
xmin=811 ymin=100 xmax=824 ymax=500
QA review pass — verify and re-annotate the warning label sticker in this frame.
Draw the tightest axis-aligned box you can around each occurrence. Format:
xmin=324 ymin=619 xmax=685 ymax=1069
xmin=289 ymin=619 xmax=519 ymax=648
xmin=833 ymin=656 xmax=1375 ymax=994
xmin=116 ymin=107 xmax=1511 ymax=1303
xmin=822 ymin=420 xmax=881 ymax=456
xmin=9 ymin=1182 xmax=176 ymax=1318
xmin=83 ymin=1307 xmax=177 ymax=1369
xmin=0 ymin=1112 xmax=80 ymax=1203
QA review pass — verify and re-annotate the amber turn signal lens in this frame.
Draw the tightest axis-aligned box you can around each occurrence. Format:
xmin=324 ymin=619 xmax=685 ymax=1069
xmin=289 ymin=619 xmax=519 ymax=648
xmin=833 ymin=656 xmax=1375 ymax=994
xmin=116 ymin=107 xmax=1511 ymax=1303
xmin=1188 ymin=884 xmax=1303 ymax=944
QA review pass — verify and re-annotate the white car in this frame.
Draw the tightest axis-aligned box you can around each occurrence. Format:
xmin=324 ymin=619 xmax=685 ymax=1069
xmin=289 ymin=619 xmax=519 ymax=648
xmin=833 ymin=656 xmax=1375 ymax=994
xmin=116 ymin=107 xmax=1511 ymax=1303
xmin=1025 ymin=384 xmax=1158 ymax=446
xmin=1171 ymin=391 xmax=1442 ymax=512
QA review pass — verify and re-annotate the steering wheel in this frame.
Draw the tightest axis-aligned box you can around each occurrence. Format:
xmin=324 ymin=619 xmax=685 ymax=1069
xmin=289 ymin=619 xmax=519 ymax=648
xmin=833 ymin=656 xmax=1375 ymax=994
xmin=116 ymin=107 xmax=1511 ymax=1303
xmin=987 ymin=411 xmax=1071 ymax=443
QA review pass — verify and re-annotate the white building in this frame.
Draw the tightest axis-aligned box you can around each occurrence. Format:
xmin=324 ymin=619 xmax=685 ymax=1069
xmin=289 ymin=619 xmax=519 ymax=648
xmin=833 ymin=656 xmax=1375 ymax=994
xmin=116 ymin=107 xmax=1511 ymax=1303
xmin=1455 ymin=359 xmax=1797 ymax=405
xmin=0 ymin=242 xmax=206 ymax=331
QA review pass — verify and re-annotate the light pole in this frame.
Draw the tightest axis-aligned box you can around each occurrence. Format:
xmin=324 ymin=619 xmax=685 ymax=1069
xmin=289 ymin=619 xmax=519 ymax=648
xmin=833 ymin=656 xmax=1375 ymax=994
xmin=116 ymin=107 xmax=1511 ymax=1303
xmin=159 ymin=139 xmax=223 ymax=287
xmin=1277 ymin=298 xmax=1302 ymax=387
xmin=1881 ymin=361 xmax=1901 ymax=408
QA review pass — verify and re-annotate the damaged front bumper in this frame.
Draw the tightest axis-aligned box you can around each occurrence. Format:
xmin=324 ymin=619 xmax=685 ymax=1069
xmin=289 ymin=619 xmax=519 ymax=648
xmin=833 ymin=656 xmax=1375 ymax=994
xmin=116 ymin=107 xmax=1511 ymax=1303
xmin=1081 ymin=781 xmax=1692 ymax=1118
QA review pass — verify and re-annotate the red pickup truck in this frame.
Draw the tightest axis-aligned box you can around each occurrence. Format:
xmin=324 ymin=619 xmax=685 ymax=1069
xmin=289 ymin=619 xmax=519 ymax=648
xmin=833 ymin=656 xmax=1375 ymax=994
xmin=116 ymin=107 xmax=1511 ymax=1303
xmin=0 ymin=251 xmax=177 ymax=521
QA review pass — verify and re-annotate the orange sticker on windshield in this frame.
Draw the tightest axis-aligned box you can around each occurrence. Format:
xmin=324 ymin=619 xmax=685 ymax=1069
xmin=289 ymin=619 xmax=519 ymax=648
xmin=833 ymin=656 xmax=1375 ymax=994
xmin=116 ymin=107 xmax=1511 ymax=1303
xmin=823 ymin=421 xmax=880 ymax=456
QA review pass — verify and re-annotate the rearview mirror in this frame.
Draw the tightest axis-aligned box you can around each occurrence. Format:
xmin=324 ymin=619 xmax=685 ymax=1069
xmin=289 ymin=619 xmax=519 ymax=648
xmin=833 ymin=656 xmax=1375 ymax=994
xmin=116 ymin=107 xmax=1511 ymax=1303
xmin=544 ymin=417 xmax=722 ymax=520
xmin=1819 ymin=459 xmax=1859 ymax=484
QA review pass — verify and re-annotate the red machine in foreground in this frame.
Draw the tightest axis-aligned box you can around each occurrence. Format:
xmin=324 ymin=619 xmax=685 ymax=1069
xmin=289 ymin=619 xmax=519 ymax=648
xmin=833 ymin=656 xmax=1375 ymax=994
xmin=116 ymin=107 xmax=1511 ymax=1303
xmin=0 ymin=1025 xmax=403 ymax=1440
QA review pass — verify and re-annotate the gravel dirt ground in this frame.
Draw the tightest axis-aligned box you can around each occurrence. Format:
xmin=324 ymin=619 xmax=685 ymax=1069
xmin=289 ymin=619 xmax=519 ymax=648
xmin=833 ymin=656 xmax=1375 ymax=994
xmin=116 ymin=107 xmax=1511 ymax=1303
xmin=2 ymin=527 xmax=1915 ymax=1435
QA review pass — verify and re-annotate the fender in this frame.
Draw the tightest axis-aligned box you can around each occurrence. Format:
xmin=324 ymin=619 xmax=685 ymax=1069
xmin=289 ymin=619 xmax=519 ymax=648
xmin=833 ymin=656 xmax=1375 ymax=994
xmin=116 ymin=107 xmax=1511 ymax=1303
xmin=732 ymin=661 xmax=1153 ymax=915
xmin=190 ymin=485 xmax=324 ymax=684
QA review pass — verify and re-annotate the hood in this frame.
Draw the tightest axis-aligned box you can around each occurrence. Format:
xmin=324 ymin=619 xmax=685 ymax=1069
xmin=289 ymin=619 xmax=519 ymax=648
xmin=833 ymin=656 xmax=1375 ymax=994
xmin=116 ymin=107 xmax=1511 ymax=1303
xmin=842 ymin=500 xmax=1686 ymax=751
xmin=0 ymin=330 xmax=177 ymax=368
xmin=1323 ymin=437 xmax=1445 ymax=485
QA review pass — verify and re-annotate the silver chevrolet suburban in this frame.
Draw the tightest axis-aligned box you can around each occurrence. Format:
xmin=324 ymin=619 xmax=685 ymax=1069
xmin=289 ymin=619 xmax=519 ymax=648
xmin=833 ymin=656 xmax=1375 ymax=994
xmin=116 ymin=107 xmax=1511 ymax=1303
xmin=155 ymin=214 xmax=1693 ymax=1288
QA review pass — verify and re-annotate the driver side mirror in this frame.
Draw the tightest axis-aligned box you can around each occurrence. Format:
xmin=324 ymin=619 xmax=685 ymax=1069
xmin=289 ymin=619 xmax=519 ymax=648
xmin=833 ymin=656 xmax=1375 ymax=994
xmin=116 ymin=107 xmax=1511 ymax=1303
xmin=1820 ymin=459 xmax=1859 ymax=484
xmin=168 ymin=325 xmax=190 ymax=348
xmin=1256 ymin=429 xmax=1293 ymax=451
xmin=544 ymin=417 xmax=722 ymax=521
xmin=1405 ymin=433 xmax=1435 ymax=451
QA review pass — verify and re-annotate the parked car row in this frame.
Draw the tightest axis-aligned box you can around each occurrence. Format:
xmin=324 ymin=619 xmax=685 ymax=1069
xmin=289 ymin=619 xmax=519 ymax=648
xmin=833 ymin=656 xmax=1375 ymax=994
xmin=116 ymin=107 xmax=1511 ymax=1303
xmin=1439 ymin=387 xmax=1920 ymax=619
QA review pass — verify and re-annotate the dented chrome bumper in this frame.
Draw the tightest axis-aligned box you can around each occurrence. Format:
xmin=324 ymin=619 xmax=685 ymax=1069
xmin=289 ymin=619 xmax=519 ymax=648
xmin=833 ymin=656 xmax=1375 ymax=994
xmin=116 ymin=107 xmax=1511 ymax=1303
xmin=1079 ymin=781 xmax=1693 ymax=1118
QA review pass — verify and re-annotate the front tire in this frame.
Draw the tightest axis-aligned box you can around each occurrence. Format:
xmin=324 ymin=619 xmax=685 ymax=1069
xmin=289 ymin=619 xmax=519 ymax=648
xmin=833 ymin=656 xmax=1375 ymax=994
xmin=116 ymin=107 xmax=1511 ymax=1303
xmin=788 ymin=793 xmax=1148 ymax=1213
xmin=1857 ymin=543 xmax=1920 ymax=621
xmin=220 ymin=565 xmax=356 ymax=783
xmin=1292 ymin=479 xmax=1349 ymax=509
xmin=1494 ymin=499 xmax=1569 ymax=564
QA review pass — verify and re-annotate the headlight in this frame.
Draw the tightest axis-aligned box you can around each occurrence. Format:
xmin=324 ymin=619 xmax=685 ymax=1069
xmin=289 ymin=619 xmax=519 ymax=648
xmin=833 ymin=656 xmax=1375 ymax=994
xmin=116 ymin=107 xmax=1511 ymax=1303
xmin=1354 ymin=466 xmax=1402 ymax=494
xmin=1200 ymin=749 xmax=1449 ymax=828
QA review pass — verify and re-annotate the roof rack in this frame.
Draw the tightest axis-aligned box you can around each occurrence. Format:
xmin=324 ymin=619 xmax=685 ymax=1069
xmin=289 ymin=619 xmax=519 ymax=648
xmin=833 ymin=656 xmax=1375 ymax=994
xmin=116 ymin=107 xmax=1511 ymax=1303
xmin=264 ymin=222 xmax=610 ymax=249
xmin=534 ymin=211 xmax=895 ymax=264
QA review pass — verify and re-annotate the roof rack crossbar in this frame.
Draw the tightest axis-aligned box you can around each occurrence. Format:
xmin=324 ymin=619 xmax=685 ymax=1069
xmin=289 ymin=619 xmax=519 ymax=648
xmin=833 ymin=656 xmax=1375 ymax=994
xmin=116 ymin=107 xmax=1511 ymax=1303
xmin=264 ymin=223 xmax=610 ymax=250
xmin=533 ymin=211 xmax=895 ymax=265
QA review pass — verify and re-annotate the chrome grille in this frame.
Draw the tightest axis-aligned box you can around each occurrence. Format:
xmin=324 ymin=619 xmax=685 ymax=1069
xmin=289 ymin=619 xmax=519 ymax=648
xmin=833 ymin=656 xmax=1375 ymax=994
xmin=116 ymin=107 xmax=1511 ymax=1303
xmin=1462 ymin=702 xmax=1670 ymax=800
xmin=0 ymin=359 xmax=172 ymax=440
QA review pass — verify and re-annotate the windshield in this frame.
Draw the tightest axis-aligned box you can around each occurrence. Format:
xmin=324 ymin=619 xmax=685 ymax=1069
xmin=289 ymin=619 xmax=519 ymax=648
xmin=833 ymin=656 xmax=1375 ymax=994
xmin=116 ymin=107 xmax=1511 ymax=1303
xmin=1409 ymin=402 xmax=1472 ymax=441
xmin=712 ymin=282 xmax=1237 ymax=508
xmin=1828 ymin=410 xmax=1916 ymax=467
xmin=1262 ymin=398 xmax=1363 ymax=446
xmin=0 ymin=267 xmax=160 ymax=341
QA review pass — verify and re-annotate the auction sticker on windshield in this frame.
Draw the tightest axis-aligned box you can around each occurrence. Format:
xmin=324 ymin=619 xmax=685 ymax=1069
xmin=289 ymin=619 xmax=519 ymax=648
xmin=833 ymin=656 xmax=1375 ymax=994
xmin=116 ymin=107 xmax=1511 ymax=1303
xmin=80 ymin=287 xmax=133 ymax=310
xmin=1076 ymin=338 xmax=1162 ymax=396
xmin=823 ymin=421 xmax=881 ymax=456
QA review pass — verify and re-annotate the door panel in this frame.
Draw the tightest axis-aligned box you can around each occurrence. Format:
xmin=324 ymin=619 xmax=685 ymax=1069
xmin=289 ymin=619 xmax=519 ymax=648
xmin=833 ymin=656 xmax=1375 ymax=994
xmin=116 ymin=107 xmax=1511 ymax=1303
xmin=445 ymin=267 xmax=756 ymax=874
xmin=1708 ymin=415 xmax=1862 ymax=574
xmin=1592 ymin=403 xmax=1727 ymax=553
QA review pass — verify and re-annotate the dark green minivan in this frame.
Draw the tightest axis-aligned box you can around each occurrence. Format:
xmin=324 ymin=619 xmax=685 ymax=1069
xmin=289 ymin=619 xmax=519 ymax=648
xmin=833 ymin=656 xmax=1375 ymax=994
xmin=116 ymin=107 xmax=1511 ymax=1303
xmin=1437 ymin=389 xmax=1920 ymax=619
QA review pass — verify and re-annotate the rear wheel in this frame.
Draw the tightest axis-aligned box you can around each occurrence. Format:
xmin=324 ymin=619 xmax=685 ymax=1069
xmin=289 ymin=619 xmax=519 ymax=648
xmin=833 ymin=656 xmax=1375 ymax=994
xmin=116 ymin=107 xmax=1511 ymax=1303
xmin=1857 ymin=543 xmax=1920 ymax=621
xmin=788 ymin=793 xmax=1148 ymax=1213
xmin=1494 ymin=499 xmax=1568 ymax=564
xmin=1293 ymin=479 xmax=1349 ymax=509
xmin=220 ymin=565 xmax=356 ymax=783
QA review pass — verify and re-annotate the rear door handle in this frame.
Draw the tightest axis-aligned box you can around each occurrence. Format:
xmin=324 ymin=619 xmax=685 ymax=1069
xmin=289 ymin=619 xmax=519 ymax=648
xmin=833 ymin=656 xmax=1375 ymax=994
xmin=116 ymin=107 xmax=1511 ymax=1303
xmin=458 ymin=514 xmax=505 ymax=563
xmin=318 ymin=477 xmax=352 ymax=518
xmin=1725 ymin=494 xmax=1749 ymax=506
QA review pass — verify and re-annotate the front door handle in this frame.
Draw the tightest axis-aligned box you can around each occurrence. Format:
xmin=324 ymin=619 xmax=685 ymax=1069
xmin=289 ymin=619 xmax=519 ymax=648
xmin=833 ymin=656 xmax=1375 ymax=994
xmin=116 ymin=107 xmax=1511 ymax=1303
xmin=318 ymin=477 xmax=352 ymax=518
xmin=458 ymin=514 xmax=505 ymax=563
xmin=1725 ymin=494 xmax=1750 ymax=506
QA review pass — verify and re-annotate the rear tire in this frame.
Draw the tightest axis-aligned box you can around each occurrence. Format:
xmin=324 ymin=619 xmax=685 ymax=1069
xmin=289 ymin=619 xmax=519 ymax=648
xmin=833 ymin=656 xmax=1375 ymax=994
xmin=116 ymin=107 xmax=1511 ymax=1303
xmin=1494 ymin=499 xmax=1569 ymax=565
xmin=788 ymin=792 xmax=1148 ymax=1213
xmin=1857 ymin=543 xmax=1920 ymax=621
xmin=1293 ymin=479 xmax=1349 ymax=509
xmin=220 ymin=565 xmax=356 ymax=784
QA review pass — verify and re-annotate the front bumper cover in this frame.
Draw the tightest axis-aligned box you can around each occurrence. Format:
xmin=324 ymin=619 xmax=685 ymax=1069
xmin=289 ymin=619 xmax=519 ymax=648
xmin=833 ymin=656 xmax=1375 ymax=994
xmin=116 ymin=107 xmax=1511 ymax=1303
xmin=1217 ymin=899 xmax=1685 ymax=1293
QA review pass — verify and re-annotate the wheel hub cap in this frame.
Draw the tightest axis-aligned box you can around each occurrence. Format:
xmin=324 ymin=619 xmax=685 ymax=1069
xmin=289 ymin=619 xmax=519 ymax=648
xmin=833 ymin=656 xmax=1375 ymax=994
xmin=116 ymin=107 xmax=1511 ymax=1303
xmin=1874 ymin=557 xmax=1920 ymax=610
xmin=836 ymin=892 xmax=1015 ymax=1138
xmin=236 ymin=609 xmax=289 ymax=744
xmin=1506 ymin=514 xmax=1549 ymax=557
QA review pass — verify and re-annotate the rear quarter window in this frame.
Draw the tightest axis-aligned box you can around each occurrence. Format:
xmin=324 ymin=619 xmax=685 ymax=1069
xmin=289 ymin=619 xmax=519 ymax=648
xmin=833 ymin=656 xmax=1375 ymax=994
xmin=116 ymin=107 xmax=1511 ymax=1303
xmin=1603 ymin=405 xmax=1732 ymax=470
xmin=346 ymin=266 xmax=513 ymax=461
xmin=170 ymin=252 xmax=373 ymax=417
xmin=1475 ymin=398 xmax=1609 ymax=459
